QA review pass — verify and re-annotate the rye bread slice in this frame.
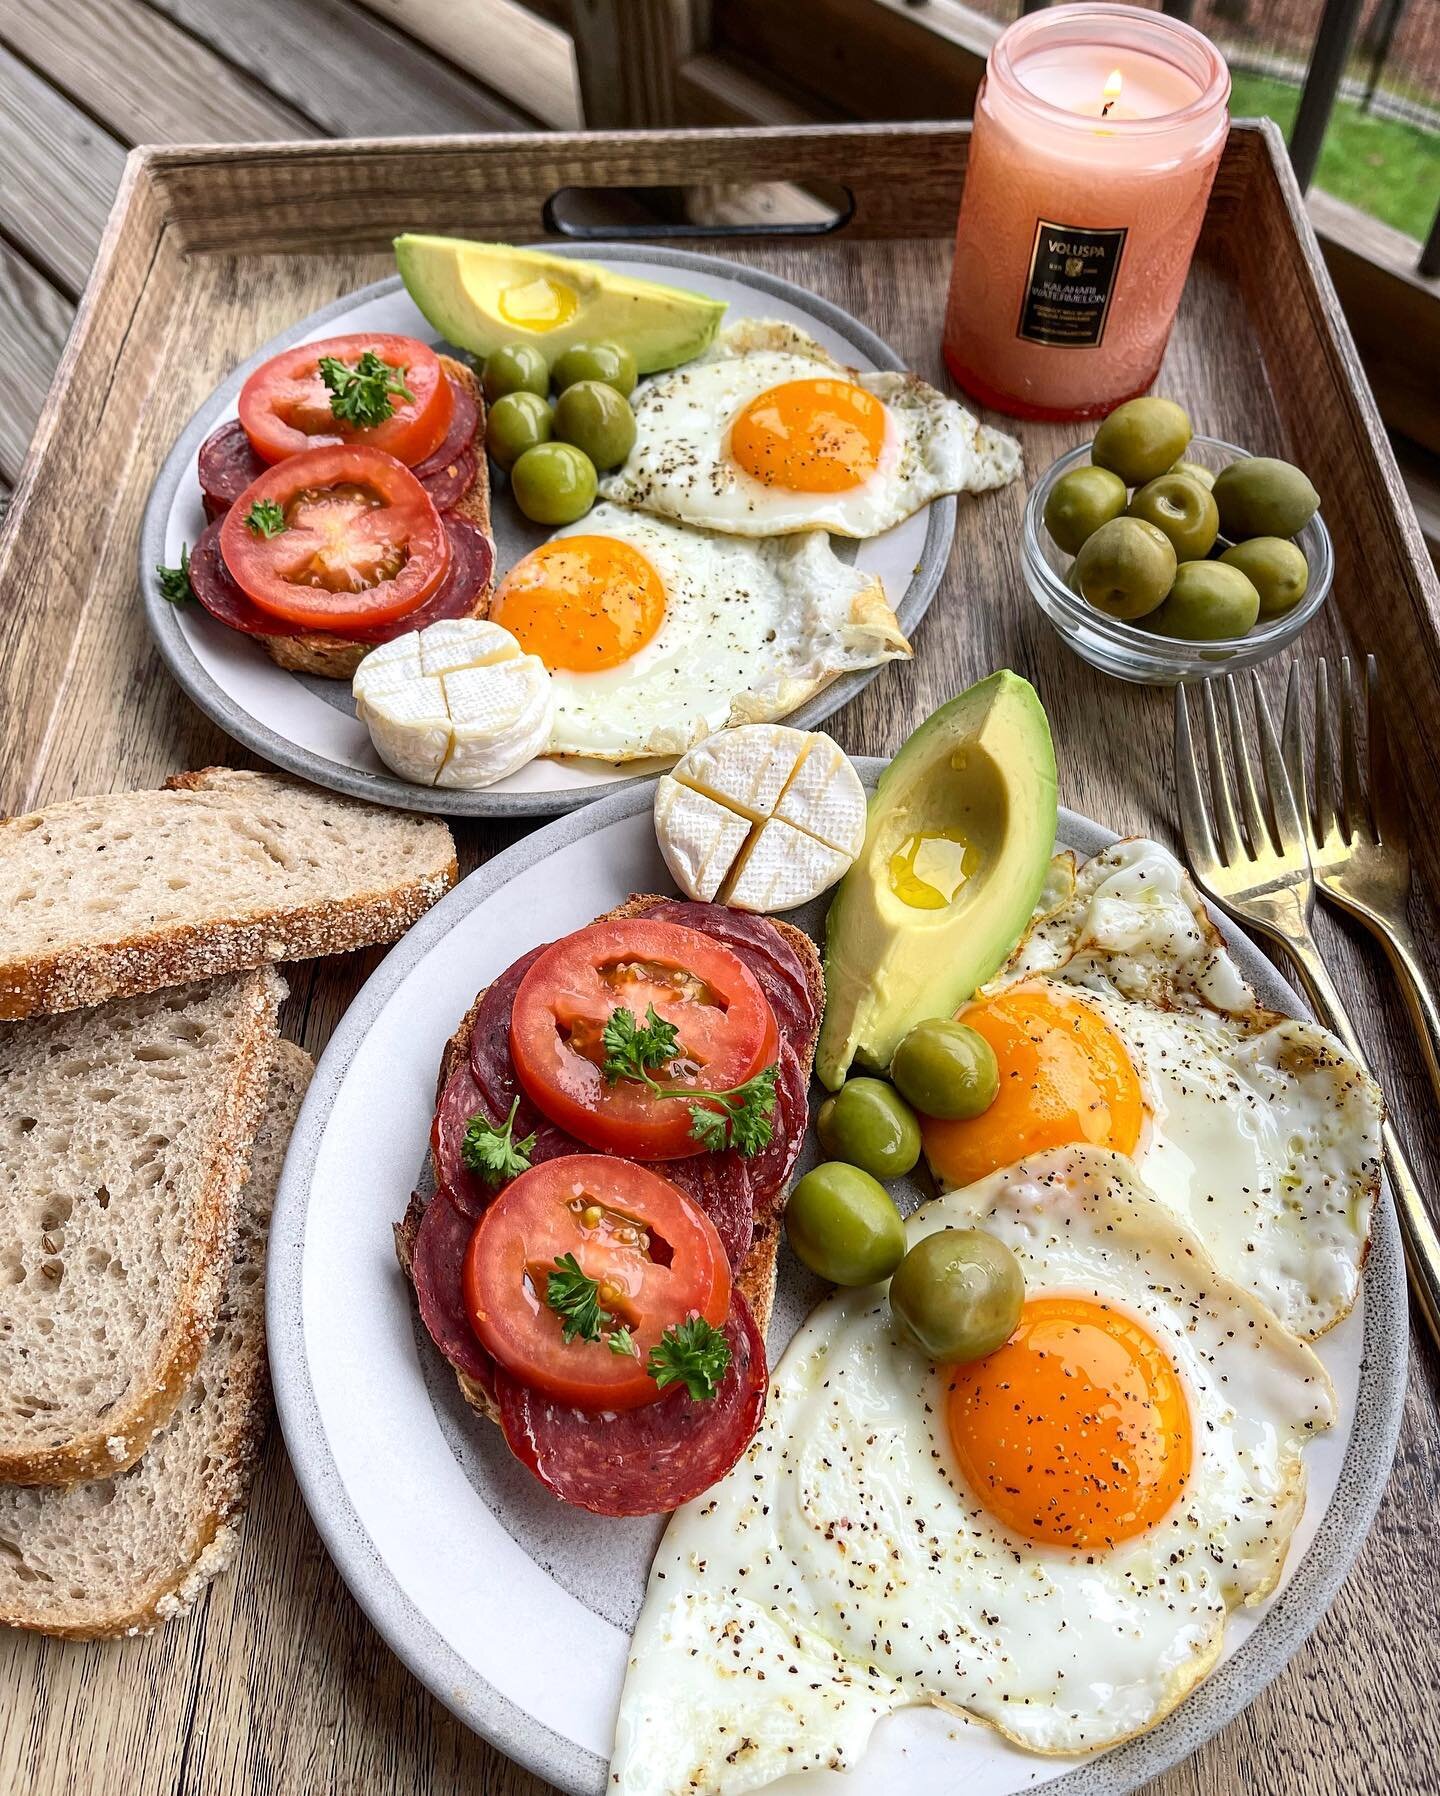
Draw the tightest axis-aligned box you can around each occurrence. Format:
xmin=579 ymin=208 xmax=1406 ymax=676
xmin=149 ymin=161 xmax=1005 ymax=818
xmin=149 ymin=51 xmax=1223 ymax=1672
xmin=0 ymin=1041 xmax=312 ymax=1637
xmin=0 ymin=968 xmax=285 ymax=1485
xmin=259 ymin=355 xmax=494 ymax=679
xmin=0 ymin=767 xmax=457 ymax=1021
xmin=397 ymin=895 xmax=824 ymax=1426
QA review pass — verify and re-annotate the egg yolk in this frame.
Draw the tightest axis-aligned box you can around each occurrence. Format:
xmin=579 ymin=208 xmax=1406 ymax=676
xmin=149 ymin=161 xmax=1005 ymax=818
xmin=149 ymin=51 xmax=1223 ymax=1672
xmin=946 ymin=1295 xmax=1193 ymax=1550
xmin=490 ymin=536 xmax=666 ymax=673
xmin=728 ymin=379 xmax=886 ymax=493
xmin=921 ymin=985 xmax=1143 ymax=1189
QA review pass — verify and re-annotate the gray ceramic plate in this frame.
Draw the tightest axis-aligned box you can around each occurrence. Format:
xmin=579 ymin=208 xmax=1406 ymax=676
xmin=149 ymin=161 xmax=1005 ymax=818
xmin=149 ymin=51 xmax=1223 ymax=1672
xmin=267 ymin=774 xmax=1405 ymax=1795
xmin=140 ymin=245 xmax=956 ymax=818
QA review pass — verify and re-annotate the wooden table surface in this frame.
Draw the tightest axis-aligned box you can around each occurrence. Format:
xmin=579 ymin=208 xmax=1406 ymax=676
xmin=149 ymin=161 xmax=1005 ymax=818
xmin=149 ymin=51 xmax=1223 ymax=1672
xmin=1 ymin=18 xmax=1439 ymax=1796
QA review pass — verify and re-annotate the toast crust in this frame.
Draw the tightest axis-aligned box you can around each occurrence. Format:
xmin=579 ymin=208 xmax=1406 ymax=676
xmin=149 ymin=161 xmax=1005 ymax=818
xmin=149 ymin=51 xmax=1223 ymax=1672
xmin=0 ymin=968 xmax=286 ymax=1488
xmin=259 ymin=356 xmax=493 ymax=679
xmin=406 ymin=895 xmax=823 ymax=1431
xmin=0 ymin=769 xmax=458 ymax=1022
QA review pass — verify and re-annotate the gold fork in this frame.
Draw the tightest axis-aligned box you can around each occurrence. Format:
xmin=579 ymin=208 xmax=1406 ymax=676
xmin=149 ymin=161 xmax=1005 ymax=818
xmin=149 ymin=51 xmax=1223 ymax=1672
xmin=1174 ymin=675 xmax=1440 ymax=1343
xmin=1284 ymin=656 xmax=1440 ymax=1118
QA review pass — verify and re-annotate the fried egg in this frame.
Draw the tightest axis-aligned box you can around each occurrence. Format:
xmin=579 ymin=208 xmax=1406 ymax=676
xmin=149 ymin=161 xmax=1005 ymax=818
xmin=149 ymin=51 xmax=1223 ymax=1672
xmin=610 ymin=1150 xmax=1334 ymax=1793
xmin=488 ymin=503 xmax=910 ymax=760
xmin=921 ymin=840 xmax=1383 ymax=1340
xmin=599 ymin=320 xmax=1022 ymax=539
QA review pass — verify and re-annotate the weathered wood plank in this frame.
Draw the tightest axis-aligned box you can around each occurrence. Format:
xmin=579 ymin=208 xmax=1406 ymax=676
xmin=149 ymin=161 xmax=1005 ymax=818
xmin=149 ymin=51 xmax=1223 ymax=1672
xmin=0 ymin=0 xmax=316 ymax=145
xmin=0 ymin=243 xmax=75 ymax=487
xmin=352 ymin=0 xmax=583 ymax=129
xmin=145 ymin=0 xmax=532 ymax=137
xmin=0 ymin=43 xmax=126 ymax=294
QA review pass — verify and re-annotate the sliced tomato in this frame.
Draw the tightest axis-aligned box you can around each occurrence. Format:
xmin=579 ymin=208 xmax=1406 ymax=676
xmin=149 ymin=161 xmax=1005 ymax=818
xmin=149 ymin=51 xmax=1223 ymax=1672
xmin=463 ymin=1155 xmax=731 ymax=1410
xmin=509 ymin=919 xmax=778 ymax=1161
xmin=238 ymin=332 xmax=453 ymax=466
xmin=219 ymin=445 xmax=450 ymax=631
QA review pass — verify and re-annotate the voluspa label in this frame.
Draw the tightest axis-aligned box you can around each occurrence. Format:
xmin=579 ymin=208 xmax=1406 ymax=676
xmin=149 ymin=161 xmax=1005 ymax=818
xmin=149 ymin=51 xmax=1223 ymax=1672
xmin=1017 ymin=220 xmax=1128 ymax=348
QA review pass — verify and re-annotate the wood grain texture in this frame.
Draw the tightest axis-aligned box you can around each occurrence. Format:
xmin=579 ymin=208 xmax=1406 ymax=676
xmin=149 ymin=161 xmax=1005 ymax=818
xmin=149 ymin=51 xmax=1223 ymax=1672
xmin=0 ymin=42 xmax=126 ymax=294
xmin=0 ymin=243 xmax=74 ymax=487
xmin=0 ymin=0 xmax=316 ymax=145
xmin=144 ymin=0 xmax=532 ymax=136
xmin=0 ymin=123 xmax=1437 ymax=1796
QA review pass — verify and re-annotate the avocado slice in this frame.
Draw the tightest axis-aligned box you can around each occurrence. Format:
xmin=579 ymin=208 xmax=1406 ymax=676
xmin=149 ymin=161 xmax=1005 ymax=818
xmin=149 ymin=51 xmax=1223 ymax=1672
xmin=816 ymin=672 xmax=1057 ymax=1091
xmin=394 ymin=235 xmax=726 ymax=374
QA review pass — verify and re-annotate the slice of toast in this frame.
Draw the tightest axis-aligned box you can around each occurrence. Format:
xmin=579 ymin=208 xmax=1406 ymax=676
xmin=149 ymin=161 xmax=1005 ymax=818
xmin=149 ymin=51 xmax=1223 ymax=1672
xmin=0 ymin=767 xmax=457 ymax=1021
xmin=259 ymin=355 xmax=494 ymax=680
xmin=0 ymin=968 xmax=284 ymax=1485
xmin=399 ymin=895 xmax=824 ymax=1426
xmin=0 ymin=1040 xmax=313 ymax=1637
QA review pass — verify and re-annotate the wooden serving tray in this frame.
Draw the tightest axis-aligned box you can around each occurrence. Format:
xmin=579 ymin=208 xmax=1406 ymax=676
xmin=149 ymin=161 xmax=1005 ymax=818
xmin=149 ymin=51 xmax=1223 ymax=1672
xmin=2 ymin=123 xmax=1438 ymax=1796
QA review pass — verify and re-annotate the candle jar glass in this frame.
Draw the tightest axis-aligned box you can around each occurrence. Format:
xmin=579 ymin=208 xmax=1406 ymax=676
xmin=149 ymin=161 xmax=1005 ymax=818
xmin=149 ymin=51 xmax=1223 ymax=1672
xmin=944 ymin=5 xmax=1229 ymax=421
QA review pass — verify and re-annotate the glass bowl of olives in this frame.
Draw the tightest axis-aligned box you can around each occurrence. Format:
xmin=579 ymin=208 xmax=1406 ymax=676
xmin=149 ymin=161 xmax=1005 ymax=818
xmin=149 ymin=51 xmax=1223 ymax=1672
xmin=1023 ymin=425 xmax=1333 ymax=686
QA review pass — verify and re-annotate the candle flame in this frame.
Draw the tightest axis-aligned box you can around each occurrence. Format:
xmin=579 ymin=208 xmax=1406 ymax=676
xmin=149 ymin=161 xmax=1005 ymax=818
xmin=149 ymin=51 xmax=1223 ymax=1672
xmin=1100 ymin=67 xmax=1123 ymax=118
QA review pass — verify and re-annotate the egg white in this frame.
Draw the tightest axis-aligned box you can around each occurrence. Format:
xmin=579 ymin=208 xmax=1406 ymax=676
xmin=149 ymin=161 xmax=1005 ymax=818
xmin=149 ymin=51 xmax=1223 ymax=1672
xmin=610 ymin=1150 xmax=1335 ymax=1794
xmin=599 ymin=319 xmax=1022 ymax=539
xmin=977 ymin=840 xmax=1384 ymax=1340
xmin=530 ymin=504 xmax=910 ymax=760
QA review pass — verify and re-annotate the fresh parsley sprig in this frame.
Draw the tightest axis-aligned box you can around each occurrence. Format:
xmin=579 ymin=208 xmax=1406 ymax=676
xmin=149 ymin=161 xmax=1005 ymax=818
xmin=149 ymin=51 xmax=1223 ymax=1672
xmin=155 ymin=545 xmax=195 ymax=606
xmin=545 ymin=1252 xmax=611 ymax=1345
xmin=319 ymin=349 xmax=413 ymax=428
xmin=599 ymin=1004 xmax=778 ymax=1158
xmin=460 ymin=1096 xmax=536 ymax=1186
xmin=647 ymin=1316 xmax=732 ymax=1401
xmin=244 ymin=497 xmax=287 ymax=538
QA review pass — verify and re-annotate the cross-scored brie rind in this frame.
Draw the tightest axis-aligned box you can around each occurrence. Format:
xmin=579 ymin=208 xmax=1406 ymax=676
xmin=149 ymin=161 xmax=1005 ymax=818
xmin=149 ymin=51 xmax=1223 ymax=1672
xmin=418 ymin=617 xmax=522 ymax=676
xmin=356 ymin=675 xmax=452 ymax=785
xmin=438 ymin=656 xmax=554 ymax=789
xmin=353 ymin=634 xmax=424 ymax=701
xmin=774 ymin=736 xmax=867 ymax=856
xmin=676 ymin=723 xmax=807 ymax=821
xmin=653 ymin=776 xmax=753 ymax=902
xmin=723 ymin=817 xmax=852 ymax=912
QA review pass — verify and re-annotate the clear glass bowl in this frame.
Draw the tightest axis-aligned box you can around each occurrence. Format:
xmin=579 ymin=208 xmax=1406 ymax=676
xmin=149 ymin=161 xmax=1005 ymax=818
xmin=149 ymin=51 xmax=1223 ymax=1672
xmin=1022 ymin=435 xmax=1333 ymax=685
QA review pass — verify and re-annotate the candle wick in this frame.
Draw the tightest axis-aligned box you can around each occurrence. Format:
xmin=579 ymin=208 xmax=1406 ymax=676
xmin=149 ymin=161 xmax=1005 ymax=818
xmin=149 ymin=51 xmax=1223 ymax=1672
xmin=1101 ymin=98 xmax=1114 ymax=117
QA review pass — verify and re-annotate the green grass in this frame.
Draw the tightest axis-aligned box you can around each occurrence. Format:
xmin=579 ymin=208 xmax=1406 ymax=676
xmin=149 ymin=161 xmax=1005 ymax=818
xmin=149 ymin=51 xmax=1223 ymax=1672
xmin=1228 ymin=69 xmax=1440 ymax=240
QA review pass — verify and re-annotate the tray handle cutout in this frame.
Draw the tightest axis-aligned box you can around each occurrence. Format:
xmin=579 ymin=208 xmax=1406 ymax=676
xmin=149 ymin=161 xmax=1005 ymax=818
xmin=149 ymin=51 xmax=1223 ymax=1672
xmin=542 ymin=180 xmax=854 ymax=241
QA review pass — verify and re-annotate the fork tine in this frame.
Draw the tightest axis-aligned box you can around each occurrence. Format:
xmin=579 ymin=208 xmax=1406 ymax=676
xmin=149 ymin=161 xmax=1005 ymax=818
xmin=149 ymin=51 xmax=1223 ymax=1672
xmin=1339 ymin=655 xmax=1370 ymax=843
xmin=1314 ymin=658 xmax=1341 ymax=844
xmin=1174 ymin=685 xmax=1220 ymax=872
xmin=1251 ymin=671 xmax=1304 ymax=858
xmin=1366 ymin=655 xmax=1405 ymax=851
xmin=1224 ymin=675 xmax=1272 ymax=856
xmin=1200 ymin=680 xmax=1245 ymax=867
xmin=1283 ymin=662 xmax=1312 ymax=845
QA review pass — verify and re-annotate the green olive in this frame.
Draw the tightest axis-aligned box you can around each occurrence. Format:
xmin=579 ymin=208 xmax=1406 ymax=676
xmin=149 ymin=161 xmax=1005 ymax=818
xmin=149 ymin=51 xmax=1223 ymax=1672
xmin=481 ymin=342 xmax=550 ymax=405
xmin=484 ymin=390 xmax=553 ymax=471
xmin=1219 ymin=537 xmax=1310 ymax=619
xmin=552 ymin=380 xmax=637 ymax=472
xmin=552 ymin=340 xmax=638 ymax=398
xmin=1072 ymin=517 xmax=1177 ymax=621
xmin=889 ymin=1228 xmax=1024 ymax=1364
xmin=1145 ymin=559 xmax=1260 ymax=641
xmin=1212 ymin=457 xmax=1319 ymax=540
xmin=1126 ymin=473 xmax=1220 ymax=562
xmin=816 ymin=1078 xmax=922 ymax=1181
xmin=1091 ymin=397 xmax=1193 ymax=487
xmin=1169 ymin=457 xmax=1216 ymax=491
xmin=509 ymin=441 xmax=598 ymax=526
xmin=890 ymin=1019 xmax=998 ymax=1121
xmin=786 ymin=1163 xmax=907 ymax=1287
xmin=1042 ymin=465 xmax=1128 ymax=556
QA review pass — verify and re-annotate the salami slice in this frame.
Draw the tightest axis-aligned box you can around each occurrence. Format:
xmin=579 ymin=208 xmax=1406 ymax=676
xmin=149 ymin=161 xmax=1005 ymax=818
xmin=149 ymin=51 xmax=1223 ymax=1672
xmin=467 ymin=945 xmax=580 ymax=1167
xmin=634 ymin=901 xmax=819 ymax=1046
xmin=418 ymin=447 xmax=477 ymax=515
xmin=665 ymin=1153 xmax=753 ymax=1269
xmin=432 ymin=1060 xmax=510 ymax=1219
xmin=411 ymin=378 xmax=479 ymax=481
xmin=187 ymin=519 xmax=307 ymax=637
xmin=342 ymin=517 xmax=495 ymax=646
xmin=197 ymin=419 xmax=267 ymax=520
xmin=410 ymin=1188 xmax=494 ymax=1390
xmin=735 ymin=1038 xmax=809 ymax=1213
xmin=495 ymin=1291 xmax=767 ymax=1516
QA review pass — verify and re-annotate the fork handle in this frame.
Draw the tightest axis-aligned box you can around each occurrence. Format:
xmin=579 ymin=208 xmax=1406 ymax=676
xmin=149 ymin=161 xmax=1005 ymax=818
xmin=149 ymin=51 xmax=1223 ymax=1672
xmin=1283 ymin=932 xmax=1440 ymax=1347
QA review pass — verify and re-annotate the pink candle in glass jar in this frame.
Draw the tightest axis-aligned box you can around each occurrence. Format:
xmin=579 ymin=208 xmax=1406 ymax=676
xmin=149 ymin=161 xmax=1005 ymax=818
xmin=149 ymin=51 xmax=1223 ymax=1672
xmin=943 ymin=4 xmax=1229 ymax=422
